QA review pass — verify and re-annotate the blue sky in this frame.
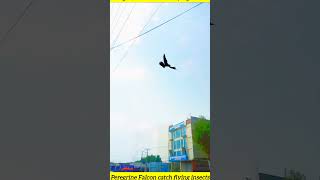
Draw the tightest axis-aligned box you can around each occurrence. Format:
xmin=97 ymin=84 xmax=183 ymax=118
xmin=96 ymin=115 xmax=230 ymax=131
xmin=110 ymin=3 xmax=210 ymax=163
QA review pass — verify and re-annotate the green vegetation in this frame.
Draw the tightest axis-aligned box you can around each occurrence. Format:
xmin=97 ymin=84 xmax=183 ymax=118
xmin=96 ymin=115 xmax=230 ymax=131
xmin=285 ymin=169 xmax=306 ymax=180
xmin=136 ymin=155 xmax=162 ymax=163
xmin=192 ymin=116 xmax=210 ymax=156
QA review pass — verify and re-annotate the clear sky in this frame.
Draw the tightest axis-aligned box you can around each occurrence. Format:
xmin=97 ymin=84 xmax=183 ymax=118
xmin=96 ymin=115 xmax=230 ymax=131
xmin=110 ymin=3 xmax=210 ymax=163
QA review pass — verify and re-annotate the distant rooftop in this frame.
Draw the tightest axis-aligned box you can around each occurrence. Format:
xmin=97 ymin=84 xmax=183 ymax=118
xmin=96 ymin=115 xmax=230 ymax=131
xmin=169 ymin=116 xmax=200 ymax=127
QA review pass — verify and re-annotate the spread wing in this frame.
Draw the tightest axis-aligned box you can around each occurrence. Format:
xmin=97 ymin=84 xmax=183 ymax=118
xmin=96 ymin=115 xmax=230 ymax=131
xmin=163 ymin=54 xmax=168 ymax=65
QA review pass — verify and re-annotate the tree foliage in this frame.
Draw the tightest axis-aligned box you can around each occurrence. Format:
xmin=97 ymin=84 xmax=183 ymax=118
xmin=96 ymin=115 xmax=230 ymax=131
xmin=136 ymin=155 xmax=162 ymax=163
xmin=192 ymin=116 xmax=210 ymax=156
xmin=285 ymin=169 xmax=306 ymax=180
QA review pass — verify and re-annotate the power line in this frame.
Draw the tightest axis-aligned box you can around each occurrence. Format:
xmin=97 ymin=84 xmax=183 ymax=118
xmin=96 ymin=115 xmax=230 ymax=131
xmin=110 ymin=4 xmax=126 ymax=42
xmin=110 ymin=4 xmax=120 ymax=28
xmin=0 ymin=0 xmax=34 ymax=48
xmin=110 ymin=4 xmax=123 ymax=34
xmin=111 ymin=4 xmax=136 ymax=48
xmin=110 ymin=3 xmax=203 ymax=51
xmin=112 ymin=4 xmax=162 ymax=73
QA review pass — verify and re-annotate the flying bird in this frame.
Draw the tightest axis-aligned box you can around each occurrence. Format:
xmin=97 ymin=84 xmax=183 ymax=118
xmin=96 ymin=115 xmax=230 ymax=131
xmin=159 ymin=54 xmax=176 ymax=70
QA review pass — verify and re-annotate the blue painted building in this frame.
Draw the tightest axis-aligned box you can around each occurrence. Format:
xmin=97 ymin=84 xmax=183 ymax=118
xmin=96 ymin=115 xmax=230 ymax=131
xmin=147 ymin=162 xmax=170 ymax=172
xmin=169 ymin=121 xmax=188 ymax=162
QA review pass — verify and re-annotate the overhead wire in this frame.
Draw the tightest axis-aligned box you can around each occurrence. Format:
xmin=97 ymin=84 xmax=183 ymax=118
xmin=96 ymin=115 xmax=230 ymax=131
xmin=0 ymin=0 xmax=34 ymax=48
xmin=110 ymin=3 xmax=203 ymax=51
xmin=110 ymin=4 xmax=122 ymax=34
xmin=110 ymin=4 xmax=126 ymax=42
xmin=111 ymin=4 xmax=136 ymax=48
xmin=112 ymin=3 xmax=162 ymax=73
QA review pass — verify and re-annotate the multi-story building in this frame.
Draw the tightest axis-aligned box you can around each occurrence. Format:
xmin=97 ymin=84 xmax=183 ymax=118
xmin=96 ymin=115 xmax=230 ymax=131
xmin=168 ymin=116 xmax=210 ymax=172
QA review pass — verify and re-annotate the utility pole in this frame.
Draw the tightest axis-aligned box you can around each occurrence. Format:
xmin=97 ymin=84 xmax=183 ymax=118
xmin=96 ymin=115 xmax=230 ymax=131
xmin=145 ymin=148 xmax=151 ymax=161
xmin=284 ymin=168 xmax=287 ymax=178
xmin=141 ymin=151 xmax=144 ymax=162
xmin=145 ymin=148 xmax=151 ymax=172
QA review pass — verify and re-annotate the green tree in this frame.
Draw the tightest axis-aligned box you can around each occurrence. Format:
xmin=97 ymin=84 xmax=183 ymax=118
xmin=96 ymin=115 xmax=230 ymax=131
xmin=285 ymin=169 xmax=306 ymax=180
xmin=137 ymin=155 xmax=162 ymax=163
xmin=192 ymin=116 xmax=210 ymax=156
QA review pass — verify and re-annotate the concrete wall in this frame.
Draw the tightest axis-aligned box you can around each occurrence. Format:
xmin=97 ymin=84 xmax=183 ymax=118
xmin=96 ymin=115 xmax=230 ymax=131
xmin=181 ymin=162 xmax=193 ymax=172
xmin=186 ymin=122 xmax=194 ymax=160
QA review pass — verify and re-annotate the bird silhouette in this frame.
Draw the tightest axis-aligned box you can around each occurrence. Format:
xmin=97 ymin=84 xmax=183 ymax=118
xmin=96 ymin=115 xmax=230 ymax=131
xmin=159 ymin=54 xmax=176 ymax=70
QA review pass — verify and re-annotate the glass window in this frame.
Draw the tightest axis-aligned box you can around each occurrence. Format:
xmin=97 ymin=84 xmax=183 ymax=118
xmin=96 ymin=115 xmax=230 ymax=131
xmin=176 ymin=129 xmax=181 ymax=138
xmin=177 ymin=151 xmax=181 ymax=156
xmin=176 ymin=140 xmax=178 ymax=149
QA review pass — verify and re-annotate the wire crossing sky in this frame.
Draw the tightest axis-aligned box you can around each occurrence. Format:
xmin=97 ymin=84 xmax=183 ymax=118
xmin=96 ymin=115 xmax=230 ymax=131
xmin=112 ymin=3 xmax=163 ymax=73
xmin=0 ymin=0 xmax=34 ymax=48
xmin=110 ymin=3 xmax=203 ymax=51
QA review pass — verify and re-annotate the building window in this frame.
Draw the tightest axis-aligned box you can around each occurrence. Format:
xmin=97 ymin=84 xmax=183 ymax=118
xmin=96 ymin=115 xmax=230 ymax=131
xmin=176 ymin=129 xmax=181 ymax=138
xmin=174 ymin=140 xmax=180 ymax=150
xmin=176 ymin=140 xmax=178 ymax=150
xmin=182 ymin=127 xmax=186 ymax=136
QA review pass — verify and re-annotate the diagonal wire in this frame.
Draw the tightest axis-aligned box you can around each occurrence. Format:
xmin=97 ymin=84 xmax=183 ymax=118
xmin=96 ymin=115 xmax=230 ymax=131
xmin=112 ymin=3 xmax=162 ymax=73
xmin=111 ymin=4 xmax=136 ymax=48
xmin=110 ymin=4 xmax=119 ymax=29
xmin=111 ymin=4 xmax=126 ymax=41
xmin=0 ymin=0 xmax=34 ymax=48
xmin=110 ymin=3 xmax=203 ymax=51
xmin=110 ymin=3 xmax=123 ymax=34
